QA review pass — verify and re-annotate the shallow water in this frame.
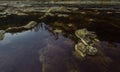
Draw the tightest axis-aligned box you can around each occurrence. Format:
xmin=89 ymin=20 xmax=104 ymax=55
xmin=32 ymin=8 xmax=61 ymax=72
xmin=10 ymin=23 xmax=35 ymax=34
xmin=0 ymin=22 xmax=75 ymax=72
xmin=0 ymin=10 xmax=120 ymax=72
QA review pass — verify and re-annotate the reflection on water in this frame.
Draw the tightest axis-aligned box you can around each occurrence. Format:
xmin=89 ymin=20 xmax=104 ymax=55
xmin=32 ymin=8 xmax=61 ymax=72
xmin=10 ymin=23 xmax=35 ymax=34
xmin=0 ymin=10 xmax=120 ymax=72
xmin=0 ymin=22 xmax=75 ymax=72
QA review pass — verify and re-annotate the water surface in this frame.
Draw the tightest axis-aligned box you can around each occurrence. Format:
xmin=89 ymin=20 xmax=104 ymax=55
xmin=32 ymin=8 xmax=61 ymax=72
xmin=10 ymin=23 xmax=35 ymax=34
xmin=0 ymin=10 xmax=120 ymax=72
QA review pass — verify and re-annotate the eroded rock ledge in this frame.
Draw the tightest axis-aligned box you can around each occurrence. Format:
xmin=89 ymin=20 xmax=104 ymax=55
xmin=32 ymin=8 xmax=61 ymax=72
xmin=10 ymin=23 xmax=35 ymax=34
xmin=0 ymin=21 xmax=37 ymax=40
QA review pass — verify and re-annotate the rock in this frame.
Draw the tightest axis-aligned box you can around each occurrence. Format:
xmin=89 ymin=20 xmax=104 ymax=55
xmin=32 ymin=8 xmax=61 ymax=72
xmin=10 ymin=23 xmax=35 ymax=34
xmin=81 ymin=12 xmax=86 ymax=14
xmin=5 ymin=26 xmax=23 ymax=32
xmin=96 ymin=12 xmax=100 ymax=15
xmin=70 ymin=8 xmax=78 ymax=11
xmin=106 ymin=11 xmax=112 ymax=14
xmin=0 ymin=30 xmax=5 ymax=40
xmin=75 ymin=29 xmax=98 ymax=41
xmin=87 ymin=46 xmax=98 ymax=55
xmin=48 ymin=6 xmax=70 ymax=13
xmin=17 ymin=13 xmax=28 ymax=16
xmin=68 ymin=23 xmax=73 ymax=27
xmin=75 ymin=42 xmax=98 ymax=57
xmin=88 ymin=18 xmax=95 ymax=22
xmin=53 ymin=29 xmax=62 ymax=33
xmin=74 ymin=28 xmax=99 ymax=57
xmin=75 ymin=42 xmax=87 ymax=57
xmin=47 ymin=13 xmax=54 ymax=17
xmin=5 ymin=21 xmax=37 ymax=32
xmin=75 ymin=28 xmax=89 ymax=38
xmin=52 ymin=22 xmax=72 ymax=31
xmin=0 ymin=12 xmax=7 ymax=15
xmin=23 ymin=21 xmax=37 ymax=29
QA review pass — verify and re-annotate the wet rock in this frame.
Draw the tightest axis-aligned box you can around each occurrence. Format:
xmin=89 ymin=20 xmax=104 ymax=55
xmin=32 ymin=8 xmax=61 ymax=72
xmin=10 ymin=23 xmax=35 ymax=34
xmin=0 ymin=12 xmax=7 ymax=18
xmin=23 ymin=21 xmax=37 ymax=29
xmin=53 ymin=29 xmax=62 ymax=33
xmin=74 ymin=28 xmax=99 ymax=57
xmin=96 ymin=12 xmax=100 ymax=15
xmin=87 ymin=46 xmax=98 ymax=55
xmin=39 ymin=7 xmax=54 ymax=19
xmin=0 ymin=12 xmax=7 ymax=15
xmin=57 ymin=14 xmax=69 ymax=17
xmin=47 ymin=13 xmax=54 ymax=17
xmin=88 ymin=18 xmax=95 ymax=22
xmin=67 ymin=24 xmax=73 ymax=27
xmin=75 ymin=42 xmax=98 ymax=58
xmin=80 ymin=12 xmax=86 ymax=14
xmin=75 ymin=28 xmax=89 ymax=38
xmin=39 ymin=6 xmax=71 ymax=19
xmin=106 ymin=11 xmax=112 ymax=14
xmin=75 ymin=42 xmax=87 ymax=57
xmin=70 ymin=8 xmax=78 ymax=11
xmin=52 ymin=22 xmax=71 ymax=31
xmin=0 ymin=30 xmax=5 ymax=40
xmin=5 ymin=26 xmax=24 ymax=32
xmin=52 ymin=6 xmax=70 ymax=13
xmin=75 ymin=29 xmax=98 ymax=43
xmin=3 ymin=8 xmax=28 ymax=16
xmin=0 ymin=15 xmax=7 ymax=18
xmin=16 ymin=12 xmax=28 ymax=16
xmin=5 ymin=21 xmax=37 ymax=32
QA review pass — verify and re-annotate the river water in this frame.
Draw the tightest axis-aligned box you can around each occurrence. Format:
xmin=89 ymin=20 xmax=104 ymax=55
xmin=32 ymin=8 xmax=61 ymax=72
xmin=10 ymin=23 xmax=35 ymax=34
xmin=0 ymin=10 xmax=120 ymax=72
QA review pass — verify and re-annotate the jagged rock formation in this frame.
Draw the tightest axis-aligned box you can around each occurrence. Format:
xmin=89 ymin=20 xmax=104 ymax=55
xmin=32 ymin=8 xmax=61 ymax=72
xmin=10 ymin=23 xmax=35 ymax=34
xmin=0 ymin=21 xmax=37 ymax=40
xmin=5 ymin=21 xmax=37 ymax=32
xmin=74 ymin=28 xmax=99 ymax=57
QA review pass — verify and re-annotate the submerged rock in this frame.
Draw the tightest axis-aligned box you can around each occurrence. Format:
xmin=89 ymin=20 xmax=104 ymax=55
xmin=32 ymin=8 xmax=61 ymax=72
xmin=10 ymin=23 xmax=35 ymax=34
xmin=75 ymin=42 xmax=87 ymax=57
xmin=0 ymin=30 xmax=5 ymax=40
xmin=75 ymin=42 xmax=98 ymax=58
xmin=87 ymin=46 xmax=98 ymax=55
